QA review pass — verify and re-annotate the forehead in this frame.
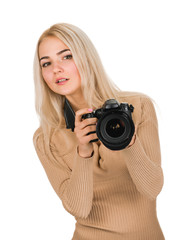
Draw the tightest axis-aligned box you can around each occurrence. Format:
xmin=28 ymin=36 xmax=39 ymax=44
xmin=39 ymin=36 xmax=69 ymax=57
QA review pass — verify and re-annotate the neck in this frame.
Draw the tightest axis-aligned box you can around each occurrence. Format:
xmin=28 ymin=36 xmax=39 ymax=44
xmin=65 ymin=95 xmax=89 ymax=112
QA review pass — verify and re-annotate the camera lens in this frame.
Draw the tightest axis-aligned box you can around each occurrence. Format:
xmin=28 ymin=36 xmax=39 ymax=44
xmin=106 ymin=119 xmax=125 ymax=137
xmin=96 ymin=112 xmax=133 ymax=150
xmin=94 ymin=101 xmax=135 ymax=150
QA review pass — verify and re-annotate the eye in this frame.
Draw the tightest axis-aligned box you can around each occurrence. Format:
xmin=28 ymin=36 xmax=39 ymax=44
xmin=63 ymin=54 xmax=73 ymax=60
xmin=42 ymin=62 xmax=51 ymax=68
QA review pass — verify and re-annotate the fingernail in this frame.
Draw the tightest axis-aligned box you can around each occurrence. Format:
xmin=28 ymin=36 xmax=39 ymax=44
xmin=88 ymin=108 xmax=93 ymax=112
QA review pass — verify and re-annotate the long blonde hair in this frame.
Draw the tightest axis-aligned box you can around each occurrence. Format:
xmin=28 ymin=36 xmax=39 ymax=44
xmin=33 ymin=23 xmax=121 ymax=163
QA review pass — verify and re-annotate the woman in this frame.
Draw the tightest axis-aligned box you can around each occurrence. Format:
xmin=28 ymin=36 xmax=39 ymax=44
xmin=33 ymin=23 xmax=165 ymax=239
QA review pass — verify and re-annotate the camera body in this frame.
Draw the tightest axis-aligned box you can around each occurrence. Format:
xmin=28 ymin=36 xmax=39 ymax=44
xmin=82 ymin=99 xmax=135 ymax=150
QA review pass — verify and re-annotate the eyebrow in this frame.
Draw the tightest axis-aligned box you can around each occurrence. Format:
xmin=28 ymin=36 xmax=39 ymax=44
xmin=39 ymin=49 xmax=71 ymax=62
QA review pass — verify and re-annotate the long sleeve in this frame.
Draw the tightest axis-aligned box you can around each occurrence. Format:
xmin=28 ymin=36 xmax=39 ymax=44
xmin=121 ymin=96 xmax=164 ymax=200
xmin=33 ymin=130 xmax=97 ymax=219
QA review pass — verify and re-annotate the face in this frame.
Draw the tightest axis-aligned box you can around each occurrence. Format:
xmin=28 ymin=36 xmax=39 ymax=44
xmin=38 ymin=36 xmax=82 ymax=98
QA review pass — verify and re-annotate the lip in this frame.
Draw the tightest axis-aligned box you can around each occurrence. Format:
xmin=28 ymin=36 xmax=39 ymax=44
xmin=56 ymin=78 xmax=69 ymax=82
xmin=56 ymin=78 xmax=69 ymax=85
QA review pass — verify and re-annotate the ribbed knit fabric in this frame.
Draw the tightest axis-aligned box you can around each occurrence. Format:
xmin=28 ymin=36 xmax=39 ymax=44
xmin=33 ymin=92 xmax=165 ymax=240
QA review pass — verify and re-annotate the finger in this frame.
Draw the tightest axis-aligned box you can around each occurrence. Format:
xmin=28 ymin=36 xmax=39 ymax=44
xmin=77 ymin=132 xmax=98 ymax=145
xmin=85 ymin=133 xmax=98 ymax=142
xmin=75 ymin=108 xmax=93 ymax=125
xmin=82 ymin=117 xmax=98 ymax=124
xmin=79 ymin=118 xmax=98 ymax=130
xmin=82 ymin=125 xmax=97 ymax=136
xmin=127 ymin=134 xmax=136 ymax=148
xmin=75 ymin=125 xmax=96 ymax=139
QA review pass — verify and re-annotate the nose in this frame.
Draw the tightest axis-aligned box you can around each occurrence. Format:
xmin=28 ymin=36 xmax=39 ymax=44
xmin=53 ymin=61 xmax=64 ymax=73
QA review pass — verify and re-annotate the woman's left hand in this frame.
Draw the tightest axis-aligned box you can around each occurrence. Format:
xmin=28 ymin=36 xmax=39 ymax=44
xmin=127 ymin=134 xmax=136 ymax=148
xmin=126 ymin=126 xmax=137 ymax=148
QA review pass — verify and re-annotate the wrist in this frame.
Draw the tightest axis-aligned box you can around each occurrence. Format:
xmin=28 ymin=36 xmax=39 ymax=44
xmin=77 ymin=145 xmax=94 ymax=158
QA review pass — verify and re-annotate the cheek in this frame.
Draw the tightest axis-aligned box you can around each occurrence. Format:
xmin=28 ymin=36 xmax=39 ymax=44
xmin=42 ymin=69 xmax=52 ymax=83
xmin=70 ymin=63 xmax=81 ymax=79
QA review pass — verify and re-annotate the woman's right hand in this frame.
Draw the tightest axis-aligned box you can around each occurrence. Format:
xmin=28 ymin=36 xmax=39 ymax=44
xmin=74 ymin=108 xmax=98 ymax=158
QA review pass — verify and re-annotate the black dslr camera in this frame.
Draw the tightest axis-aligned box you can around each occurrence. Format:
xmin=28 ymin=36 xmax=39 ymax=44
xmin=81 ymin=99 xmax=135 ymax=150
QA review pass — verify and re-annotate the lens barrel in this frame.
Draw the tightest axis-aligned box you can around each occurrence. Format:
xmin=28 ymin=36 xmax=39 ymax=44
xmin=96 ymin=112 xmax=135 ymax=150
xmin=81 ymin=100 xmax=135 ymax=150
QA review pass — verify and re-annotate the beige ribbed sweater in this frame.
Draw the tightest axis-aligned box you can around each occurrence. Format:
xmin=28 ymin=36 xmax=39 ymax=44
xmin=33 ymin=92 xmax=165 ymax=240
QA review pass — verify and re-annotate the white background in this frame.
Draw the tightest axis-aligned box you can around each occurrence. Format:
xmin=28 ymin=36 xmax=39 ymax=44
xmin=0 ymin=0 xmax=177 ymax=239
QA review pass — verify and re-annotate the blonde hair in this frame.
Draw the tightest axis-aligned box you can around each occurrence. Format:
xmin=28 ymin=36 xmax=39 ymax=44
xmin=33 ymin=23 xmax=121 ymax=163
